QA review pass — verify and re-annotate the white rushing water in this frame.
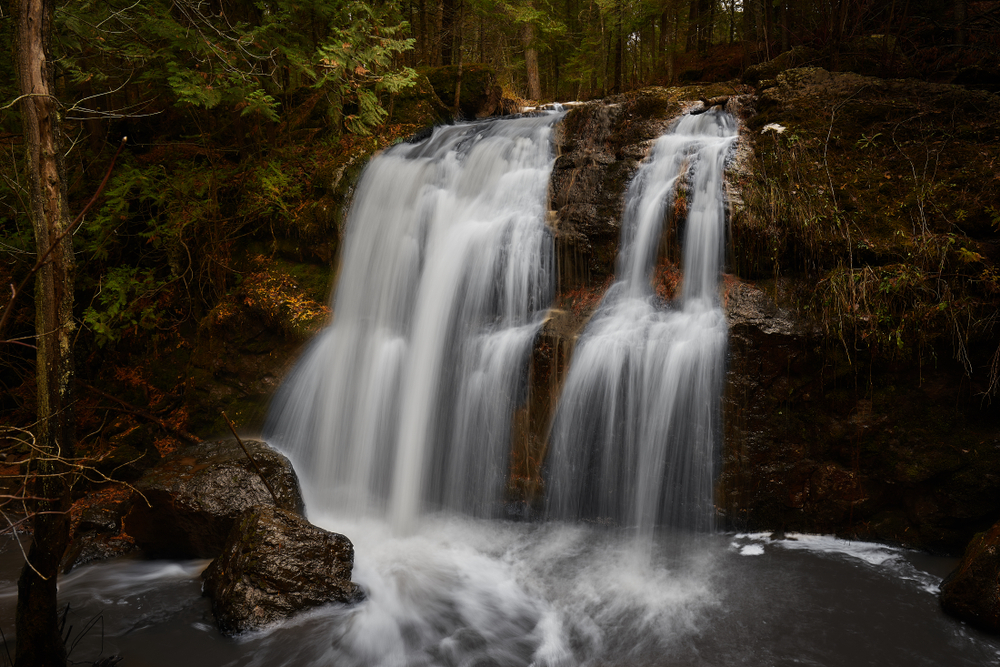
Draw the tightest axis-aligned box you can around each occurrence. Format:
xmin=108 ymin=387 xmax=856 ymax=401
xmin=546 ymin=109 xmax=738 ymax=533
xmin=30 ymin=524 xmax=1000 ymax=667
xmin=264 ymin=113 xmax=561 ymax=529
xmin=8 ymin=108 xmax=999 ymax=667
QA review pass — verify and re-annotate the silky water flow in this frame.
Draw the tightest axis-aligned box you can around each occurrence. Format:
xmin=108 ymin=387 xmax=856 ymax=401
xmin=265 ymin=112 xmax=560 ymax=528
xmin=256 ymin=109 xmax=738 ymax=664
xmin=22 ymin=110 xmax=1000 ymax=667
xmin=545 ymin=109 xmax=737 ymax=535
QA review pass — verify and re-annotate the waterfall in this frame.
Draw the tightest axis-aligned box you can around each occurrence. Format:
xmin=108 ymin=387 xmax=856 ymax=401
xmin=546 ymin=109 xmax=738 ymax=533
xmin=264 ymin=112 xmax=562 ymax=529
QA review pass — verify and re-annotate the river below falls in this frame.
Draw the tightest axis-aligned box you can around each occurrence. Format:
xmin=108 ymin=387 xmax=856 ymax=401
xmin=1 ymin=516 xmax=997 ymax=666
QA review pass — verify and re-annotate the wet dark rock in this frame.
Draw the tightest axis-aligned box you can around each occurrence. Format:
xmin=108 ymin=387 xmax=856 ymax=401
xmin=720 ymin=278 xmax=1000 ymax=552
xmin=202 ymin=505 xmax=362 ymax=636
xmin=95 ymin=421 xmax=162 ymax=482
xmin=390 ymin=73 xmax=452 ymax=126
xmin=62 ymin=533 xmax=137 ymax=574
xmin=940 ymin=523 xmax=1000 ymax=633
xmin=123 ymin=438 xmax=304 ymax=558
xmin=63 ymin=492 xmax=138 ymax=573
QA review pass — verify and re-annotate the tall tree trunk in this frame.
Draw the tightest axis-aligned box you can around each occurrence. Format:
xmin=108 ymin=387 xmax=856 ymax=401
xmin=441 ymin=0 xmax=455 ymax=65
xmin=14 ymin=0 xmax=75 ymax=664
xmin=685 ymin=0 xmax=699 ymax=52
xmin=524 ymin=21 xmax=542 ymax=99
xmin=418 ymin=0 xmax=428 ymax=64
xmin=658 ymin=7 xmax=666 ymax=69
xmin=612 ymin=0 xmax=623 ymax=93
xmin=779 ymin=0 xmax=789 ymax=53
xmin=830 ymin=0 xmax=848 ymax=70
xmin=698 ymin=0 xmax=712 ymax=55
xmin=454 ymin=0 xmax=464 ymax=112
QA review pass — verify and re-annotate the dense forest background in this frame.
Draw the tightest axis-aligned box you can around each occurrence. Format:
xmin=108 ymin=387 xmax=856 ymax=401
xmin=0 ymin=0 xmax=993 ymax=480
xmin=1 ymin=0 xmax=998 ymax=662
xmin=0 ymin=0 xmax=994 ymax=480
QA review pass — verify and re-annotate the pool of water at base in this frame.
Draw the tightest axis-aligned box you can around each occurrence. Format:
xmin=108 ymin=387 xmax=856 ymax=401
xmin=0 ymin=515 xmax=996 ymax=667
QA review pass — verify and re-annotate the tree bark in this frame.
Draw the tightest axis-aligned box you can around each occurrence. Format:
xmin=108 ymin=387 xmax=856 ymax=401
xmin=685 ymin=0 xmax=698 ymax=52
xmin=524 ymin=21 xmax=542 ymax=99
xmin=441 ymin=0 xmax=455 ymax=65
xmin=13 ymin=0 xmax=75 ymax=664
xmin=612 ymin=0 xmax=623 ymax=94
xmin=453 ymin=0 xmax=464 ymax=112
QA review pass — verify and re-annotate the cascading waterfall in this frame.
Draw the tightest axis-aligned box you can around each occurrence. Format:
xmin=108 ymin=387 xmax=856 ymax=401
xmin=546 ymin=109 xmax=738 ymax=533
xmin=42 ymin=107 xmax=998 ymax=667
xmin=264 ymin=112 xmax=562 ymax=528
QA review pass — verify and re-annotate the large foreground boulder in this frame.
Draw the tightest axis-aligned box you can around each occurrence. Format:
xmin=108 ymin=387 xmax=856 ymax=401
xmin=940 ymin=523 xmax=1000 ymax=633
xmin=202 ymin=505 xmax=362 ymax=635
xmin=123 ymin=438 xmax=304 ymax=558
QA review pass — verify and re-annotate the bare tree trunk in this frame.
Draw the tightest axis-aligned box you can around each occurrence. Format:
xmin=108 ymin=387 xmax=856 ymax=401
xmin=779 ymin=0 xmax=789 ymax=53
xmin=686 ymin=0 xmax=699 ymax=52
xmin=524 ymin=21 xmax=542 ymax=99
xmin=698 ymin=0 xmax=712 ymax=55
xmin=658 ymin=6 xmax=667 ymax=69
xmin=441 ymin=0 xmax=455 ymax=65
xmin=612 ymin=0 xmax=623 ymax=93
xmin=830 ymin=0 xmax=848 ymax=70
xmin=454 ymin=0 xmax=464 ymax=112
xmin=418 ymin=0 xmax=428 ymax=64
xmin=14 ymin=0 xmax=75 ymax=664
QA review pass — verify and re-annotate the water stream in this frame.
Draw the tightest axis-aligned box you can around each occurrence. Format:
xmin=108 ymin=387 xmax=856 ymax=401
xmin=264 ymin=112 xmax=560 ymax=529
xmin=2 ymin=526 xmax=997 ymax=666
xmin=4 ymin=110 xmax=997 ymax=665
xmin=546 ymin=110 xmax=736 ymax=533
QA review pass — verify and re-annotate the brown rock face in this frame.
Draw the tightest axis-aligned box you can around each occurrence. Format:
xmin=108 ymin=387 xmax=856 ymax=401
xmin=123 ymin=439 xmax=304 ymax=558
xmin=940 ymin=523 xmax=1000 ymax=633
xmin=202 ymin=505 xmax=362 ymax=636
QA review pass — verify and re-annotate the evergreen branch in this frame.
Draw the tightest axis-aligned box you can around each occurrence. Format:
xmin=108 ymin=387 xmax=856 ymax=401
xmin=0 ymin=137 xmax=128 ymax=341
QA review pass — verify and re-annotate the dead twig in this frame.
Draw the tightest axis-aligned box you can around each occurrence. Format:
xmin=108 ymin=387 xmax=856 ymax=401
xmin=221 ymin=411 xmax=281 ymax=507
xmin=75 ymin=381 xmax=200 ymax=446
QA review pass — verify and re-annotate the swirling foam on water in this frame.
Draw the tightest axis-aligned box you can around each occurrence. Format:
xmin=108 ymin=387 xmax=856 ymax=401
xmin=231 ymin=514 xmax=720 ymax=667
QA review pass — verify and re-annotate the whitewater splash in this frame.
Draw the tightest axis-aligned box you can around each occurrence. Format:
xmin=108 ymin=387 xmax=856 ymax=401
xmin=37 ymin=108 xmax=1000 ymax=667
xmin=257 ymin=107 xmax=736 ymax=665
xmin=546 ymin=109 xmax=738 ymax=533
xmin=264 ymin=113 xmax=562 ymax=528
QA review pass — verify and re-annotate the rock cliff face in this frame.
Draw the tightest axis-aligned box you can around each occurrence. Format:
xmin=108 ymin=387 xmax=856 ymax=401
xmin=718 ymin=68 xmax=1000 ymax=553
xmin=517 ymin=72 xmax=1000 ymax=553
xmin=156 ymin=71 xmax=998 ymax=555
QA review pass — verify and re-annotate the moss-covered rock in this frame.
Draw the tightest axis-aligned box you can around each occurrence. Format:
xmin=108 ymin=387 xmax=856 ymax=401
xmin=390 ymin=73 xmax=452 ymax=126
xmin=419 ymin=63 xmax=498 ymax=119
xmin=941 ymin=523 xmax=1000 ymax=633
xmin=742 ymin=47 xmax=824 ymax=84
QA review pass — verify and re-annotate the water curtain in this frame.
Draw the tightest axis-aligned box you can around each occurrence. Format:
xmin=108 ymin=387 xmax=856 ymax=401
xmin=265 ymin=113 xmax=562 ymax=529
xmin=546 ymin=109 xmax=738 ymax=533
